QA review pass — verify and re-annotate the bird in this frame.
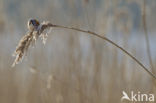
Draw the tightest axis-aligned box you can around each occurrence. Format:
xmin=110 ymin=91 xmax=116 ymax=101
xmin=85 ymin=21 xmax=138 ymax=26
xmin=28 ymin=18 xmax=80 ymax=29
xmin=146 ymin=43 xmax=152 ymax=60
xmin=27 ymin=18 xmax=40 ymax=31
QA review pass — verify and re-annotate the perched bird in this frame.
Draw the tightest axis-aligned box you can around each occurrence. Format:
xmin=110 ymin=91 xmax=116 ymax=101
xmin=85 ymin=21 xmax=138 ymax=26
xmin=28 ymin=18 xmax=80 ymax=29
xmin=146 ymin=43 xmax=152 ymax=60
xmin=27 ymin=19 xmax=40 ymax=31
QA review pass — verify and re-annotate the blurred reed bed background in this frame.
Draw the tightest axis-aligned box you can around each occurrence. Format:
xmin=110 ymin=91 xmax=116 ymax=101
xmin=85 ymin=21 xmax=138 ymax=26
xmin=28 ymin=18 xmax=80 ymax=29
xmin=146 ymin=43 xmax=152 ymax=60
xmin=0 ymin=0 xmax=156 ymax=103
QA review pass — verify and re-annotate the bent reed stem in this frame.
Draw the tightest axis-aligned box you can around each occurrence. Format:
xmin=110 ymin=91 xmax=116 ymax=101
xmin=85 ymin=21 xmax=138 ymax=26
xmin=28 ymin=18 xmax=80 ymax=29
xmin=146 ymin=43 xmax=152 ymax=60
xmin=51 ymin=24 xmax=156 ymax=80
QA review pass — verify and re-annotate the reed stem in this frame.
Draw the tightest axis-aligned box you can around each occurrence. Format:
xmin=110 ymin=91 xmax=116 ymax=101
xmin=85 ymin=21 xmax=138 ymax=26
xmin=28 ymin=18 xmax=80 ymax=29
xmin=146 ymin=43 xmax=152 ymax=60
xmin=50 ymin=24 xmax=156 ymax=80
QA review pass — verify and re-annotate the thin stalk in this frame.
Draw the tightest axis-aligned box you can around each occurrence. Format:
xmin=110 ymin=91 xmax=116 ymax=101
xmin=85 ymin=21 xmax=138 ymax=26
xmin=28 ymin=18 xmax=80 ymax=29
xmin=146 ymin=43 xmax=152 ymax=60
xmin=50 ymin=24 xmax=156 ymax=80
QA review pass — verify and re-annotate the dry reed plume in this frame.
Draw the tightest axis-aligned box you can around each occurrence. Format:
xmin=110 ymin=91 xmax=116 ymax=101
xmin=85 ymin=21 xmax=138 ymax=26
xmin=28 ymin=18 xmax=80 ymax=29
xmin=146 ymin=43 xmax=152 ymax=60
xmin=12 ymin=19 xmax=52 ymax=67
xmin=12 ymin=18 xmax=156 ymax=80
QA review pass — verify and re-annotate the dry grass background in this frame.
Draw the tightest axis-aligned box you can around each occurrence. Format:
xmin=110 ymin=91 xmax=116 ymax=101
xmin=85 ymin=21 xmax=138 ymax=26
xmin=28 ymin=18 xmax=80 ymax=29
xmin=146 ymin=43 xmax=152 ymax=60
xmin=0 ymin=0 xmax=156 ymax=103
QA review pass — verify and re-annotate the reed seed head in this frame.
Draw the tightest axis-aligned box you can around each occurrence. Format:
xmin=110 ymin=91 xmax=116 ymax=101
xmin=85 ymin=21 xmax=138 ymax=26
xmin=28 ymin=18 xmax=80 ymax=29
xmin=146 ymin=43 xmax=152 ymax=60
xmin=12 ymin=19 xmax=53 ymax=67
